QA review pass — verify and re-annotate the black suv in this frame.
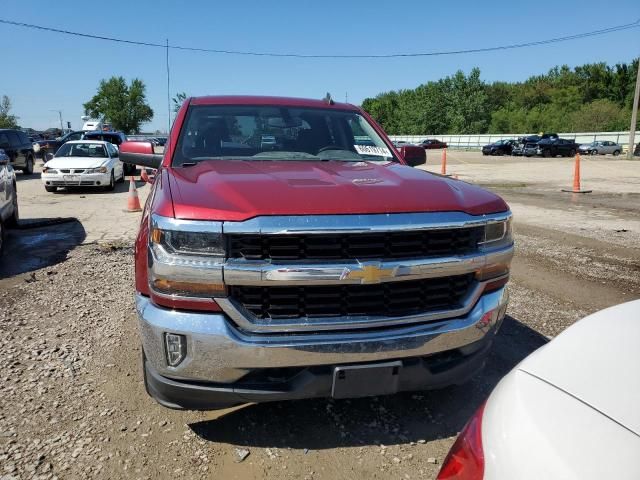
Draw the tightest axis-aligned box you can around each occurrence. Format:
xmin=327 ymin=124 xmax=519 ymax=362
xmin=536 ymin=138 xmax=579 ymax=157
xmin=0 ymin=129 xmax=36 ymax=174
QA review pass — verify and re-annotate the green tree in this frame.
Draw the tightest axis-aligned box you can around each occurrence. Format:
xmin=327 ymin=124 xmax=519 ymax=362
xmin=362 ymin=59 xmax=638 ymax=135
xmin=83 ymin=77 xmax=153 ymax=134
xmin=172 ymin=92 xmax=187 ymax=113
xmin=0 ymin=95 xmax=18 ymax=129
xmin=570 ymin=99 xmax=628 ymax=131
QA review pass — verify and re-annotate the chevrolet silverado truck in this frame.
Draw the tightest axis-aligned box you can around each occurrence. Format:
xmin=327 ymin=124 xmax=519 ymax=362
xmin=119 ymin=95 xmax=513 ymax=410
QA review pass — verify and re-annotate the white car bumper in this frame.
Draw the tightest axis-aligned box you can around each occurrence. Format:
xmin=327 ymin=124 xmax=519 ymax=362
xmin=42 ymin=171 xmax=111 ymax=187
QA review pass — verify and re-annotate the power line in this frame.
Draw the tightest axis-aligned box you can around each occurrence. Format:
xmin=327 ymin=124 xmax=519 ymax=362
xmin=1 ymin=17 xmax=639 ymax=59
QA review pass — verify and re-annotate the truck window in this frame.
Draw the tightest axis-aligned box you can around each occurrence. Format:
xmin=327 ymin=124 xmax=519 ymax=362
xmin=173 ymin=105 xmax=398 ymax=167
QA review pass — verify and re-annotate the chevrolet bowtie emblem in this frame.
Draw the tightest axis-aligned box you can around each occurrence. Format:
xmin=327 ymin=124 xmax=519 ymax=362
xmin=340 ymin=263 xmax=397 ymax=284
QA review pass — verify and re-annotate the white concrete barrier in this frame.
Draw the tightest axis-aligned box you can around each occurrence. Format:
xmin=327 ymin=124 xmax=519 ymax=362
xmin=389 ymin=131 xmax=640 ymax=151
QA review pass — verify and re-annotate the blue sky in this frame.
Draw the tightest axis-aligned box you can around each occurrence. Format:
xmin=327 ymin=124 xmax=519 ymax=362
xmin=2 ymin=0 xmax=639 ymax=132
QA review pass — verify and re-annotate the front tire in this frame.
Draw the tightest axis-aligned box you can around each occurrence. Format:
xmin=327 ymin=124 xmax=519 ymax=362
xmin=613 ymin=150 xmax=620 ymax=156
xmin=45 ymin=186 xmax=57 ymax=193
xmin=106 ymin=171 xmax=115 ymax=191
xmin=543 ymin=149 xmax=552 ymax=158
xmin=568 ymin=149 xmax=576 ymax=157
xmin=22 ymin=155 xmax=34 ymax=175
xmin=6 ymin=186 xmax=19 ymax=228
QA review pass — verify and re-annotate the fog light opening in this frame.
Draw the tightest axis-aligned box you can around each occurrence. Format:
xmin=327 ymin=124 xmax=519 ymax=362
xmin=165 ymin=333 xmax=186 ymax=367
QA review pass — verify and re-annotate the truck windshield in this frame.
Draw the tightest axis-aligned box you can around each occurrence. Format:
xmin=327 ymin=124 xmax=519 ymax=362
xmin=172 ymin=105 xmax=398 ymax=166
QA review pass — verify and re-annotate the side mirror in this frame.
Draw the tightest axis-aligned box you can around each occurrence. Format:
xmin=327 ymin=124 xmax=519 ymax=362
xmin=119 ymin=141 xmax=163 ymax=169
xmin=400 ymin=145 xmax=426 ymax=167
xmin=45 ymin=152 xmax=55 ymax=162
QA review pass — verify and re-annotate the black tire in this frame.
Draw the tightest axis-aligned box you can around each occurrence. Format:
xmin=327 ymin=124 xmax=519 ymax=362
xmin=0 ymin=220 xmax=4 ymax=256
xmin=568 ymin=149 xmax=576 ymax=157
xmin=106 ymin=171 xmax=115 ymax=191
xmin=45 ymin=186 xmax=57 ymax=193
xmin=117 ymin=169 xmax=125 ymax=183
xmin=543 ymin=149 xmax=552 ymax=158
xmin=22 ymin=155 xmax=34 ymax=175
xmin=490 ymin=150 xmax=498 ymax=156
xmin=613 ymin=150 xmax=620 ymax=156
xmin=5 ymin=184 xmax=19 ymax=228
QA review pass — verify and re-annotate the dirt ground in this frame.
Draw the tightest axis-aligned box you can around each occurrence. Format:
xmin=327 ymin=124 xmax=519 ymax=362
xmin=1 ymin=151 xmax=639 ymax=479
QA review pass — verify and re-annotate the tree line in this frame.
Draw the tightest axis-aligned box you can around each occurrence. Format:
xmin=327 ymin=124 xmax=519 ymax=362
xmin=361 ymin=60 xmax=639 ymax=135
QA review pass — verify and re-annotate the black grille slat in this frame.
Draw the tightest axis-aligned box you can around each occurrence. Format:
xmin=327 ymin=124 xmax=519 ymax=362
xmin=230 ymin=274 xmax=475 ymax=320
xmin=229 ymin=227 xmax=483 ymax=261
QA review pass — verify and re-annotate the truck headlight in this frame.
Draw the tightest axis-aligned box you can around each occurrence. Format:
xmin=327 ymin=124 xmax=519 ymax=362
xmin=479 ymin=217 xmax=512 ymax=250
xmin=151 ymin=228 xmax=225 ymax=256
xmin=148 ymin=215 xmax=226 ymax=298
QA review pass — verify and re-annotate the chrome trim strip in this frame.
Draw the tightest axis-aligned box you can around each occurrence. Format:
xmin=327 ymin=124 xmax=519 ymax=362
xmin=152 ymin=213 xmax=223 ymax=233
xmin=215 ymin=276 xmax=507 ymax=333
xmin=223 ymin=244 xmax=513 ymax=286
xmin=222 ymin=211 xmax=511 ymax=235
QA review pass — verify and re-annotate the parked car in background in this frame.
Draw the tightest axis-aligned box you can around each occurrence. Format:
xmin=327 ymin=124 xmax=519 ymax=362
xmin=437 ymin=300 xmax=640 ymax=480
xmin=578 ymin=140 xmax=621 ymax=156
xmin=41 ymin=128 xmax=63 ymax=139
xmin=41 ymin=140 xmax=125 ymax=192
xmin=35 ymin=130 xmax=87 ymax=160
xmin=82 ymin=131 xmax=134 ymax=175
xmin=523 ymin=143 xmax=539 ymax=157
xmin=536 ymin=138 xmax=579 ymax=157
xmin=0 ymin=148 xmax=19 ymax=254
xmin=482 ymin=139 xmax=516 ymax=156
xmin=0 ymin=129 xmax=36 ymax=174
xmin=154 ymin=136 xmax=168 ymax=146
xmin=420 ymin=139 xmax=448 ymax=149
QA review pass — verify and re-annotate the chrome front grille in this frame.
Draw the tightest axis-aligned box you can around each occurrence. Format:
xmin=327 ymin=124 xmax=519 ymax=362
xmin=228 ymin=227 xmax=483 ymax=261
xmin=229 ymin=274 xmax=475 ymax=320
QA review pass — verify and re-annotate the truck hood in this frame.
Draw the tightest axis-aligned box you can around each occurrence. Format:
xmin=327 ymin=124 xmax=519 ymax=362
xmin=166 ymin=160 xmax=507 ymax=221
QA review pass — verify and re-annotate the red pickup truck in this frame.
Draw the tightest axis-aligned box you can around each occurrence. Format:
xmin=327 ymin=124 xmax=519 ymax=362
xmin=120 ymin=95 xmax=513 ymax=410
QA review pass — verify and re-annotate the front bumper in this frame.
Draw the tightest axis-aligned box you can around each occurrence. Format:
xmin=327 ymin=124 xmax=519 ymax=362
xmin=42 ymin=172 xmax=111 ymax=187
xmin=136 ymin=286 xmax=508 ymax=409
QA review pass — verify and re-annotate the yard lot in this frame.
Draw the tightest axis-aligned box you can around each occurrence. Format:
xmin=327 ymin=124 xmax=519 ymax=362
xmin=1 ymin=152 xmax=639 ymax=479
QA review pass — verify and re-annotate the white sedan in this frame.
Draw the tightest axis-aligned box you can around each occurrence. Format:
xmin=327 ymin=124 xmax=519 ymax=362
xmin=41 ymin=140 xmax=125 ymax=192
xmin=438 ymin=300 xmax=640 ymax=480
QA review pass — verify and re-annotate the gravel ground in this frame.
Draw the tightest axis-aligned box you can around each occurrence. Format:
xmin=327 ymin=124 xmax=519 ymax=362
xmin=1 ymin=152 xmax=639 ymax=479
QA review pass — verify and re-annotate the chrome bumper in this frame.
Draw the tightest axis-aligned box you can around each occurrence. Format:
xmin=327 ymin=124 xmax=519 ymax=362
xmin=136 ymin=287 xmax=509 ymax=384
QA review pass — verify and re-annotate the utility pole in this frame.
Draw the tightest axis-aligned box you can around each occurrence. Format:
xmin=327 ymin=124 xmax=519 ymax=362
xmin=50 ymin=109 xmax=63 ymax=132
xmin=628 ymin=58 xmax=640 ymax=159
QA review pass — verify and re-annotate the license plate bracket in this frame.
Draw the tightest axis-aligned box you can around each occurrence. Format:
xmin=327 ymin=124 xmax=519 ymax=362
xmin=331 ymin=361 xmax=402 ymax=399
xmin=63 ymin=175 xmax=80 ymax=184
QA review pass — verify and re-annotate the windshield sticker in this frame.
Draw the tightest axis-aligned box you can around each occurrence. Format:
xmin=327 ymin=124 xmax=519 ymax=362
xmin=354 ymin=145 xmax=392 ymax=157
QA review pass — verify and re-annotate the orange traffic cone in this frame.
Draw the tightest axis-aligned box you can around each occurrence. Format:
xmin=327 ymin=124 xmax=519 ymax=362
xmin=124 ymin=177 xmax=142 ymax=212
xmin=441 ymin=148 xmax=447 ymax=175
xmin=562 ymin=153 xmax=592 ymax=194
